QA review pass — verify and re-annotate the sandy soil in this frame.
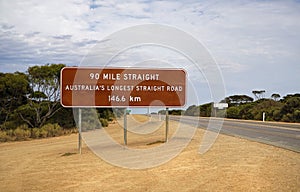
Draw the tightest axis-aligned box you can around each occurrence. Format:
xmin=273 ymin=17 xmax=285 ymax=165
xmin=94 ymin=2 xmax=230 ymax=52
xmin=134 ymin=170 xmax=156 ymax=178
xmin=0 ymin=115 xmax=299 ymax=191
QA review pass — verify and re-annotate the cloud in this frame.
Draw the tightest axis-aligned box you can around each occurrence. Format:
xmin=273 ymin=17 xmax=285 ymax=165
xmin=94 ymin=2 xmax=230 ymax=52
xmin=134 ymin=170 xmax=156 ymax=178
xmin=0 ymin=0 xmax=299 ymax=101
xmin=52 ymin=35 xmax=73 ymax=40
xmin=198 ymin=1 xmax=300 ymax=59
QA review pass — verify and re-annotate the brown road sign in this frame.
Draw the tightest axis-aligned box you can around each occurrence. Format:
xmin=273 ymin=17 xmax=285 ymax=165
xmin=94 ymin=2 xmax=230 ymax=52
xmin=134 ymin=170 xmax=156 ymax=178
xmin=60 ymin=67 xmax=186 ymax=107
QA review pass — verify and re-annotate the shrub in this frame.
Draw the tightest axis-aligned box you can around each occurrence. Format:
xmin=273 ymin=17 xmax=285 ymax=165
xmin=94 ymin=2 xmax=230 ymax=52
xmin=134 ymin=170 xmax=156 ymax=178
xmin=253 ymin=113 xmax=262 ymax=121
xmin=6 ymin=129 xmax=14 ymax=137
xmin=0 ymin=124 xmax=77 ymax=142
xmin=13 ymin=125 xmax=30 ymax=141
xmin=30 ymin=124 xmax=64 ymax=138
xmin=0 ymin=131 xmax=12 ymax=142
xmin=31 ymin=128 xmax=40 ymax=138
xmin=226 ymin=107 xmax=240 ymax=119
xmin=294 ymin=110 xmax=300 ymax=123
xmin=40 ymin=123 xmax=63 ymax=137
xmin=272 ymin=109 xmax=282 ymax=121
xmin=99 ymin=118 xmax=108 ymax=127
xmin=0 ymin=121 xmax=19 ymax=130
xmin=39 ymin=129 xmax=48 ymax=138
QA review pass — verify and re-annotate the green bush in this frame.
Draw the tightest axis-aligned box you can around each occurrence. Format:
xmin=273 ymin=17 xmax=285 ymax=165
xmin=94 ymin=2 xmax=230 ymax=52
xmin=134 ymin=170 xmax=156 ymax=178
xmin=29 ymin=124 xmax=64 ymax=138
xmin=272 ymin=109 xmax=282 ymax=121
xmin=294 ymin=110 xmax=300 ymax=123
xmin=0 ymin=123 xmax=77 ymax=142
xmin=47 ymin=107 xmax=75 ymax=128
xmin=13 ymin=125 xmax=31 ymax=141
xmin=99 ymin=118 xmax=108 ymax=127
xmin=6 ymin=129 xmax=14 ymax=137
xmin=31 ymin=128 xmax=40 ymax=138
xmin=0 ymin=131 xmax=12 ymax=142
xmin=282 ymin=114 xmax=290 ymax=122
xmin=226 ymin=107 xmax=240 ymax=119
xmin=31 ymin=128 xmax=47 ymax=138
xmin=40 ymin=123 xmax=63 ymax=137
xmin=39 ymin=129 xmax=48 ymax=138
xmin=0 ymin=121 xmax=17 ymax=130
xmin=253 ymin=113 xmax=262 ymax=121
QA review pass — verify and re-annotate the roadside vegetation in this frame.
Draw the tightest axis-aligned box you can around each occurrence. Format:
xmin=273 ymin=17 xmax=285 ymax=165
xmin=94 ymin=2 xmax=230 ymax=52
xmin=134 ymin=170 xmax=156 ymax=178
xmin=1 ymin=64 xmax=299 ymax=142
xmin=0 ymin=64 xmax=123 ymax=142
xmin=180 ymin=93 xmax=300 ymax=123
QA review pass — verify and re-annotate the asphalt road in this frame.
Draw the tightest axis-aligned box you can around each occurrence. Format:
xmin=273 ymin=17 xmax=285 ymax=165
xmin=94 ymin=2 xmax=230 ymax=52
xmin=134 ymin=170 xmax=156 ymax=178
xmin=167 ymin=115 xmax=300 ymax=153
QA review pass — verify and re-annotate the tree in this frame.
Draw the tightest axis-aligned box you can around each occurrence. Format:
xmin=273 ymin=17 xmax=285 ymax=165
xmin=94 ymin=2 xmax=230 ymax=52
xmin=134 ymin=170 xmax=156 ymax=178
xmin=0 ymin=72 xmax=30 ymax=129
xmin=200 ymin=103 xmax=212 ymax=117
xmin=169 ymin=109 xmax=184 ymax=115
xmin=238 ymin=103 xmax=255 ymax=120
xmin=226 ymin=106 xmax=240 ymax=119
xmin=18 ymin=64 xmax=65 ymax=128
xmin=250 ymin=99 xmax=283 ymax=121
xmin=271 ymin=93 xmax=280 ymax=101
xmin=184 ymin=105 xmax=200 ymax=116
xmin=223 ymin=95 xmax=253 ymax=106
xmin=280 ymin=95 xmax=300 ymax=122
xmin=282 ymin=93 xmax=300 ymax=101
xmin=252 ymin=90 xmax=265 ymax=100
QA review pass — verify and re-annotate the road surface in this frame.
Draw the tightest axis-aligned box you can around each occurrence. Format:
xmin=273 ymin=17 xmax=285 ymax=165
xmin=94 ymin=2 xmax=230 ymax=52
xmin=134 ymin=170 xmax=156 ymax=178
xmin=166 ymin=115 xmax=300 ymax=153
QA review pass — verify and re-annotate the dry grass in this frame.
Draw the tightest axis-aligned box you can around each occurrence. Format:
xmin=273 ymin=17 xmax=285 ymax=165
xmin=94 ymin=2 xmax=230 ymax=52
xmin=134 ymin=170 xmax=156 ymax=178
xmin=0 ymin=115 xmax=299 ymax=191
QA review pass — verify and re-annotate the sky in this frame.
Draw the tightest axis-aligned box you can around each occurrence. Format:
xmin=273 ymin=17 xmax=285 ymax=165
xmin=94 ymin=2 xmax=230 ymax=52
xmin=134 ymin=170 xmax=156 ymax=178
xmin=0 ymin=0 xmax=300 ymax=109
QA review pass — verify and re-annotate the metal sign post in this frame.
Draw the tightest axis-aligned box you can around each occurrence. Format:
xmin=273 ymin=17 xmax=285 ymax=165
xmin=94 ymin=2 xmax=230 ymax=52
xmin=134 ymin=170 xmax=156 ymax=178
xmin=124 ymin=108 xmax=128 ymax=145
xmin=165 ymin=108 xmax=169 ymax=142
xmin=78 ymin=108 xmax=82 ymax=154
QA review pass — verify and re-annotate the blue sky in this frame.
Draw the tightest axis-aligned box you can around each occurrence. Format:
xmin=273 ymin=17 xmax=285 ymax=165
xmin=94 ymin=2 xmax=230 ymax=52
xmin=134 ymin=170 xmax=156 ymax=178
xmin=0 ymin=0 xmax=300 ymax=108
